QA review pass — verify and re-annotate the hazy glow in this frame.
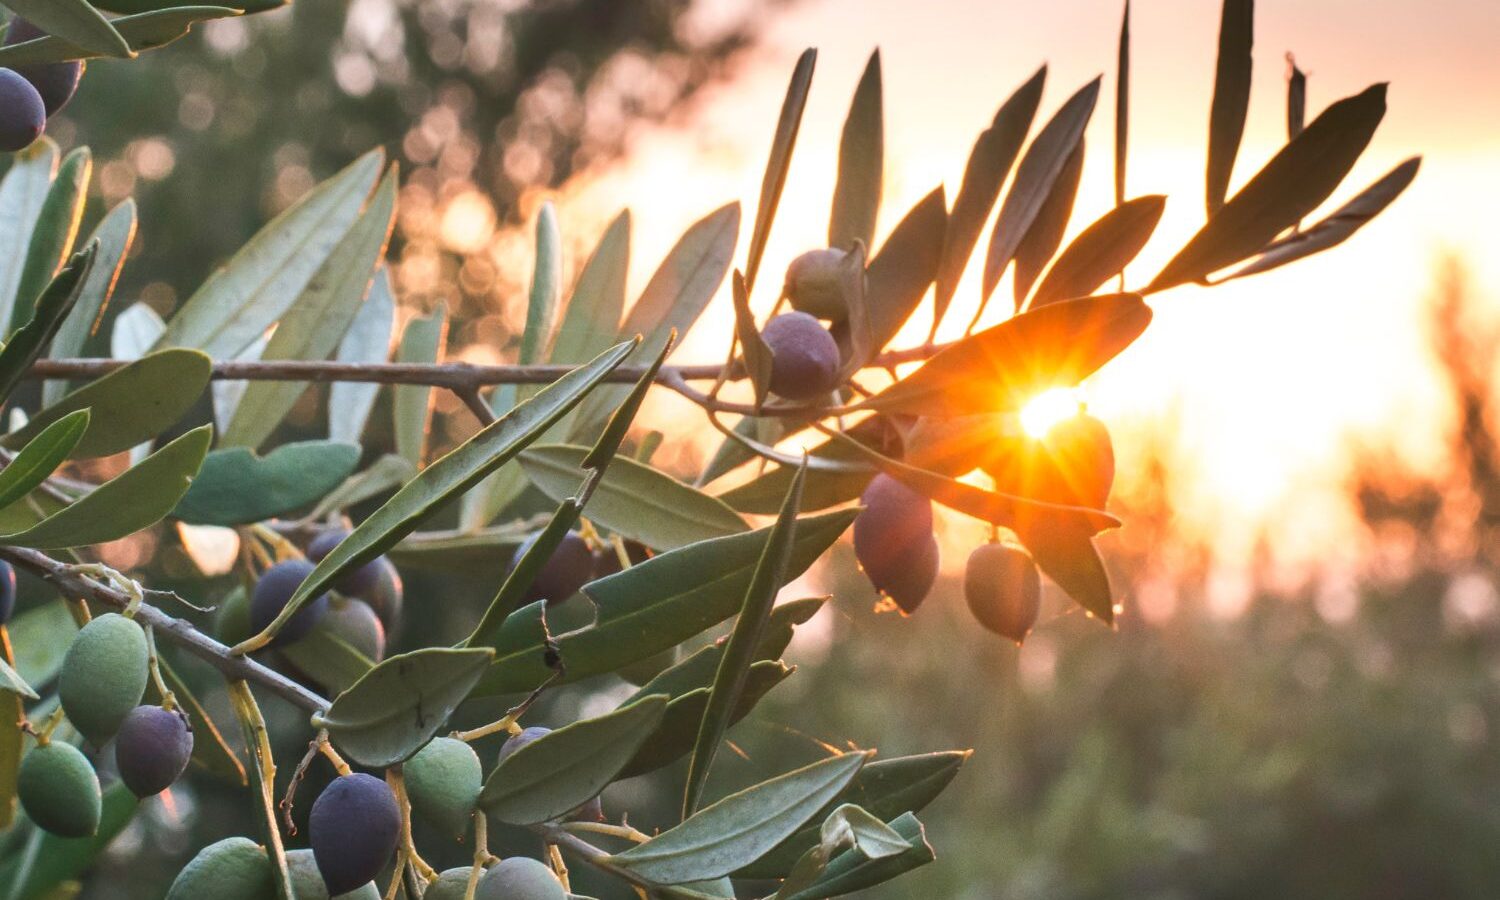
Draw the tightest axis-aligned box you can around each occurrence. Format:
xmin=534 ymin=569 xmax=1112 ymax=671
xmin=1020 ymin=388 xmax=1083 ymax=439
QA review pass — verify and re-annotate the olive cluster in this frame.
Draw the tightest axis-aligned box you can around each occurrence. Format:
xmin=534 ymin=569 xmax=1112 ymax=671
xmin=0 ymin=18 xmax=83 ymax=152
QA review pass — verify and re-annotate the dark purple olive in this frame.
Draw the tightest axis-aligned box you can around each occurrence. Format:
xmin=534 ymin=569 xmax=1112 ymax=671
xmin=510 ymin=532 xmax=592 ymax=606
xmin=590 ymin=540 xmax=651 ymax=579
xmin=250 ymin=559 xmax=329 ymax=646
xmin=0 ymin=68 xmax=44 ymax=152
xmin=307 ymin=529 xmax=386 ymax=601
xmin=2 ymin=20 xmax=82 ymax=117
xmin=0 ymin=559 xmax=14 ymax=624
xmin=964 ymin=541 xmax=1041 ymax=642
xmin=760 ymin=312 xmax=841 ymax=402
xmin=499 ymin=727 xmax=603 ymax=821
xmin=310 ymin=772 xmax=400 ymax=896
xmin=853 ymin=474 xmax=939 ymax=614
xmin=115 ymin=705 xmax=194 ymax=797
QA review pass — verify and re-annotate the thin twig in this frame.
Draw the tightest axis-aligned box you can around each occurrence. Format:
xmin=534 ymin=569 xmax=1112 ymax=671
xmin=452 ymin=386 xmax=497 ymax=426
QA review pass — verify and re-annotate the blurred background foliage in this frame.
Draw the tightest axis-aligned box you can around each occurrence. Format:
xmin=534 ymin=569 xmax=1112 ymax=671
xmin=20 ymin=0 xmax=1500 ymax=897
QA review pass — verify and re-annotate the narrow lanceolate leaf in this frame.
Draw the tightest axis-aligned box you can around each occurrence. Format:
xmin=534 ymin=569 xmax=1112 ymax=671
xmin=1012 ymin=137 xmax=1085 ymax=309
xmin=3 ymin=348 xmax=211 ymax=459
xmin=623 ymin=661 xmax=794 ymax=780
xmin=0 ymin=139 xmax=57 ymax=333
xmin=278 ymin=626 xmax=374 ymax=695
xmin=738 ymin=751 xmax=968 ymax=878
xmin=745 ymin=48 xmax=815 ymax=295
xmin=611 ymin=752 xmax=870 ymax=884
xmin=11 ymin=147 xmax=90 ymax=333
xmin=0 ymin=657 xmax=37 ymax=699
xmin=0 ymin=0 xmax=132 ymax=59
xmin=1287 ymin=53 xmax=1307 ymax=140
xmin=1148 ymin=83 xmax=1387 ymax=292
xmin=475 ymin=509 xmax=856 ymax=694
xmin=1024 ymin=521 xmax=1113 ymax=621
xmin=521 ymin=202 xmax=562 ymax=367
xmin=731 ymin=271 xmax=773 ymax=411
xmin=550 ymin=210 xmax=629 ymax=366
xmin=717 ymin=416 xmax=892 ymax=515
xmin=1116 ymin=2 xmax=1130 ymax=207
xmin=222 ymin=166 xmax=398 ymax=448
xmin=314 ymin=647 xmax=494 ymax=767
xmin=478 ymin=695 xmax=667 ymax=825
xmin=684 ymin=461 xmax=807 ymax=816
xmin=780 ymin=812 xmax=935 ymax=900
xmin=934 ymin=66 xmax=1046 ymax=332
xmin=173 ymin=441 xmax=361 ymax=526
xmin=862 ymin=293 xmax=1152 ymax=417
xmin=112 ymin=300 xmax=165 ymax=357
xmin=154 ymin=149 xmax=383 ymax=357
xmin=628 ymin=598 xmax=822 ymax=703
xmin=1206 ymin=0 xmax=1255 ymax=216
xmin=829 ymin=50 xmax=883 ymax=252
xmin=519 ymin=445 xmax=747 ymax=551
xmin=328 ymin=265 xmax=395 ymax=444
xmin=238 ymin=340 xmax=636 ymax=651
xmin=864 ymin=187 xmax=945 ymax=353
xmin=0 ymin=425 xmax=211 ymax=548
xmin=44 ymin=200 xmax=136 ymax=406
xmin=1030 ymin=194 xmax=1166 ymax=308
xmin=0 ymin=410 xmax=89 ymax=512
xmin=982 ymin=77 xmax=1101 ymax=309
xmin=0 ymin=242 xmax=95 ymax=405
xmin=393 ymin=302 xmax=447 ymax=466
xmin=1226 ymin=156 xmax=1419 ymax=280
xmin=0 ymin=6 xmax=241 ymax=66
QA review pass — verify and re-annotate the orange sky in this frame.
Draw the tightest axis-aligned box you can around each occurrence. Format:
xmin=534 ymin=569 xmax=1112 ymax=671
xmin=541 ymin=0 xmax=1500 ymax=574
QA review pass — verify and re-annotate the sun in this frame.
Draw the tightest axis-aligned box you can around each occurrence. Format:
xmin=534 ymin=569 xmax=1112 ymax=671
xmin=1020 ymin=387 xmax=1083 ymax=439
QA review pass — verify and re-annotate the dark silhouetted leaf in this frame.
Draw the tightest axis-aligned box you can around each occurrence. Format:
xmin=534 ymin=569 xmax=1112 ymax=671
xmin=864 ymin=187 xmax=945 ymax=351
xmin=731 ymin=270 xmax=773 ymax=410
xmin=829 ymin=50 xmax=883 ymax=251
xmin=1287 ymin=53 xmax=1306 ymax=140
xmin=745 ymin=48 xmax=815 ymax=295
xmin=1116 ymin=3 xmax=1130 ymax=207
xmin=1013 ymin=137 xmax=1084 ymax=308
xmin=1031 ymin=194 xmax=1165 ymax=307
xmin=1207 ymin=0 xmax=1254 ymax=216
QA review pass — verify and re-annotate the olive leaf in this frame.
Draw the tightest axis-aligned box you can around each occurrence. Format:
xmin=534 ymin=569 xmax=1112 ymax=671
xmin=1206 ymin=0 xmax=1254 ymax=216
xmin=278 ymin=626 xmax=376 ymax=695
xmin=393 ymin=302 xmax=447 ymax=467
xmin=550 ymin=210 xmax=630 ymax=367
xmin=863 ymin=187 xmax=945 ymax=354
xmin=0 ymin=139 xmax=57 ymax=332
xmin=1224 ymin=156 xmax=1420 ymax=280
xmin=610 ymin=752 xmax=870 ymax=884
xmin=860 ymin=293 xmax=1152 ymax=417
xmin=153 ymin=148 xmax=383 ymax=358
xmin=3 ymin=348 xmax=212 ymax=459
xmin=779 ymin=812 xmax=935 ymax=900
xmin=44 ymin=199 xmax=137 ymax=406
xmin=730 ymin=271 xmax=773 ymax=411
xmin=0 ymin=657 xmax=37 ymax=699
xmin=623 ymin=661 xmax=793 ymax=781
xmin=238 ymin=340 xmax=635 ymax=651
xmin=0 ymin=424 xmax=211 ymax=549
xmin=717 ymin=416 xmax=892 ymax=515
xmin=1013 ymin=137 xmax=1084 ymax=309
xmin=172 ymin=441 xmax=362 ymax=526
xmin=0 ymin=242 xmax=94 ymax=404
xmin=744 ymin=47 xmax=815 ymax=295
xmin=314 ymin=647 xmax=494 ymax=767
xmin=11 ymin=146 xmax=90 ymax=334
xmin=1116 ymin=3 xmax=1130 ymax=207
xmin=1147 ymin=83 xmax=1387 ymax=292
xmin=9 ymin=600 xmax=76 ymax=686
xmin=933 ymin=66 xmax=1046 ymax=332
xmin=1287 ymin=54 xmax=1307 ymax=140
xmin=0 ymin=0 xmax=132 ymax=59
xmin=982 ymin=77 xmax=1101 ymax=306
xmin=0 ymin=6 xmax=241 ymax=66
xmin=1025 ymin=520 xmax=1114 ymax=622
xmin=521 ymin=202 xmax=562 ymax=368
xmin=475 ymin=509 xmax=856 ymax=695
xmin=0 ymin=409 xmax=89 ymax=512
xmin=478 ymin=694 xmax=667 ymax=825
xmin=328 ymin=265 xmax=395 ymax=444
xmin=519 ymin=444 xmax=748 ymax=551
xmin=310 ymin=453 xmax=417 ymax=521
xmin=1030 ymin=194 xmax=1166 ymax=308
xmin=684 ymin=460 xmax=806 ymax=816
xmin=829 ymin=49 xmax=883 ymax=252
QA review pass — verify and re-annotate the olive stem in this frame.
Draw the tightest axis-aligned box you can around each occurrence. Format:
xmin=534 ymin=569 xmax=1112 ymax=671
xmin=281 ymin=734 xmax=324 ymax=835
xmin=228 ymin=679 xmax=296 ymax=900
xmin=383 ymin=850 xmax=406 ymax=900
xmin=561 ymin=821 xmax=652 ymax=844
xmin=451 ymin=714 xmax=523 ymax=744
xmin=142 ymin=626 xmax=177 ymax=711
xmin=546 ymin=842 xmax=571 ymax=891
xmin=317 ymin=735 xmax=353 ymax=777
xmin=463 ymin=812 xmax=489 ymax=900
xmin=388 ymin=767 xmax=439 ymax=882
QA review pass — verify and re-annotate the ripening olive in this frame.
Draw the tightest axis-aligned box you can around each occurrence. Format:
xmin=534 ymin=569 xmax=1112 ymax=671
xmin=0 ymin=69 xmax=43 ymax=152
xmin=590 ymin=539 xmax=651 ymax=579
xmin=166 ymin=837 xmax=274 ymax=900
xmin=475 ymin=856 xmax=567 ymax=900
xmin=423 ymin=868 xmax=476 ymax=900
xmin=404 ymin=736 xmax=481 ymax=840
xmin=363 ymin=556 xmax=404 ymax=630
xmin=1045 ymin=413 xmax=1114 ymax=509
xmin=251 ymin=559 xmax=330 ymax=646
xmin=114 ymin=704 xmax=193 ymax=797
xmin=499 ymin=727 xmax=603 ymax=821
xmin=58 ymin=612 xmax=149 ymax=746
xmin=0 ymin=559 xmax=14 ymax=624
xmin=307 ymin=529 xmax=387 ymax=601
xmin=760 ymin=312 xmax=842 ymax=402
xmin=319 ymin=599 xmax=386 ymax=663
xmin=783 ymin=248 xmax=851 ymax=321
xmin=964 ymin=541 xmax=1041 ymax=642
xmin=286 ymin=848 xmax=381 ymax=900
xmin=310 ymin=772 xmax=401 ymax=896
xmin=853 ymin=474 xmax=940 ymax=613
xmin=2 ymin=19 xmax=83 ymax=116
xmin=17 ymin=740 xmax=100 ymax=837
xmin=510 ymin=531 xmax=592 ymax=606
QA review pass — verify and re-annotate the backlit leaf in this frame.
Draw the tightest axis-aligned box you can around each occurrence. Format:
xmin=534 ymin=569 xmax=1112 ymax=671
xmin=393 ymin=303 xmax=447 ymax=467
xmin=745 ymin=48 xmax=816 ymax=295
xmin=863 ymin=187 xmax=945 ymax=352
xmin=0 ymin=0 xmax=131 ymax=59
xmin=828 ymin=50 xmax=883 ymax=252
xmin=1012 ymin=137 xmax=1084 ymax=308
xmin=1206 ymin=0 xmax=1254 ymax=216
xmin=0 ymin=139 xmax=56 ymax=333
xmin=1116 ymin=3 xmax=1130 ymax=207
xmin=44 ymin=199 xmax=136 ymax=406
xmin=328 ymin=265 xmax=395 ymax=444
xmin=731 ymin=271 xmax=773 ymax=411
xmin=0 ymin=6 xmax=239 ymax=65
xmin=11 ymin=147 xmax=89 ymax=334
xmin=1030 ymin=194 xmax=1165 ymax=308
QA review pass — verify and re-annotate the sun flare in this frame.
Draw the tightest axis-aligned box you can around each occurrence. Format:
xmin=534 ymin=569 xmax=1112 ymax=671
xmin=1020 ymin=388 xmax=1083 ymax=439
